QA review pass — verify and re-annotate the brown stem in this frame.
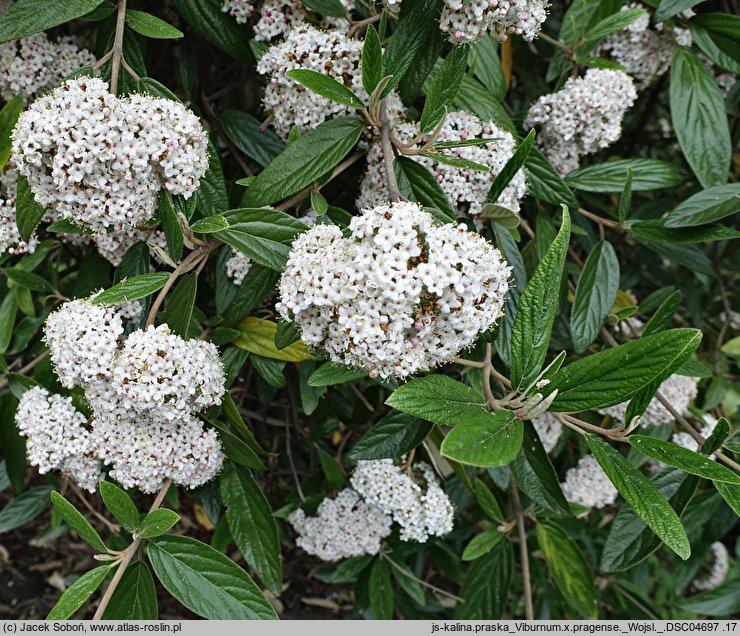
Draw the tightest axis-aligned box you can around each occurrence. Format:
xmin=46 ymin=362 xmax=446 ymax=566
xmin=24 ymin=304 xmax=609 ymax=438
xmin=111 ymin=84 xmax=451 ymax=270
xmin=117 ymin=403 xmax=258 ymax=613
xmin=0 ymin=350 xmax=49 ymax=390
xmin=482 ymin=343 xmax=496 ymax=408
xmin=109 ymin=0 xmax=127 ymax=94
xmin=576 ymin=207 xmax=623 ymax=231
xmin=538 ymin=32 xmax=573 ymax=58
xmin=379 ymin=100 xmax=402 ymax=201
xmin=511 ymin=483 xmax=533 ymax=620
xmin=347 ymin=12 xmax=382 ymax=38
xmin=452 ymin=357 xmax=485 ymax=369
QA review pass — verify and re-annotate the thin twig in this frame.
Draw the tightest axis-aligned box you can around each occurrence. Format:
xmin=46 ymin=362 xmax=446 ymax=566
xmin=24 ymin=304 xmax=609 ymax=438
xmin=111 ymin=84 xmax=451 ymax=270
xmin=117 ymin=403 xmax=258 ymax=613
xmin=482 ymin=343 xmax=496 ymax=408
xmin=0 ymin=350 xmax=49 ymax=390
xmin=109 ymin=0 xmax=128 ymax=94
xmin=379 ymin=100 xmax=401 ymax=201
xmin=538 ymin=32 xmax=573 ymax=57
xmin=452 ymin=357 xmax=485 ymax=369
xmin=347 ymin=12 xmax=382 ymax=38
xmin=511 ymin=483 xmax=533 ymax=620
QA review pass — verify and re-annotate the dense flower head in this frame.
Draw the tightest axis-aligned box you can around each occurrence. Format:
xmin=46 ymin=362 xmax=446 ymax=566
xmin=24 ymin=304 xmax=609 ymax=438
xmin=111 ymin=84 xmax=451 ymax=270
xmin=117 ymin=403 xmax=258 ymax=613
xmin=277 ymin=201 xmax=510 ymax=378
xmin=358 ymin=113 xmax=525 ymax=217
xmin=287 ymin=488 xmax=393 ymax=560
xmin=693 ymin=542 xmax=729 ymax=592
xmin=11 ymin=77 xmax=208 ymax=233
xmin=15 ymin=387 xmax=101 ymax=492
xmin=253 ymin=0 xmax=351 ymax=41
xmin=524 ymin=69 xmax=637 ymax=174
xmin=350 ymin=459 xmax=454 ymax=542
xmin=93 ymin=225 xmax=168 ymax=267
xmin=0 ymin=33 xmax=96 ymax=101
xmin=111 ymin=324 xmax=226 ymax=422
xmin=226 ymin=248 xmax=254 ymax=285
xmin=256 ymin=24 xmax=365 ymax=139
xmin=561 ymin=454 xmax=618 ymax=509
xmin=532 ymin=412 xmax=562 ymax=453
xmin=440 ymin=0 xmax=548 ymax=44
xmin=221 ymin=0 xmax=255 ymax=23
xmin=598 ymin=374 xmax=699 ymax=428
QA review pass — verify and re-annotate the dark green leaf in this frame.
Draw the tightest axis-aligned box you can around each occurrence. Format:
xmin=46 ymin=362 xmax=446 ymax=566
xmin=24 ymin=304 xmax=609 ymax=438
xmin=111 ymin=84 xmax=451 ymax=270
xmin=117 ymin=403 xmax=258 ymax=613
xmin=220 ymin=110 xmax=284 ymax=169
xmin=419 ymin=45 xmax=469 ymax=132
xmin=485 ymin=129 xmax=534 ymax=208
xmin=0 ymin=0 xmax=106 ymax=42
xmin=441 ymin=410 xmax=523 ymax=468
xmin=369 ymin=559 xmax=394 ymax=619
xmin=642 ymin=290 xmax=680 ymax=337
xmin=47 ymin=565 xmax=111 ymax=620
xmin=102 ymin=562 xmax=158 ymax=620
xmin=50 ymin=491 xmax=106 ymax=552
xmin=584 ymin=8 xmax=645 ymax=42
xmin=125 ymin=10 xmax=183 ymax=38
xmin=171 ymin=0 xmax=253 ymax=59
xmin=474 ymin=479 xmax=503 ymax=521
xmin=347 ymin=412 xmax=432 ymax=461
xmin=454 ymin=539 xmax=512 ymax=619
xmin=198 ymin=136 xmax=230 ymax=217
xmin=394 ymin=156 xmax=457 ymax=222
xmin=287 ymin=69 xmax=364 ymax=108
xmin=664 ymin=183 xmax=740 ymax=228
xmin=3 ymin=268 xmax=54 ymax=293
xmin=462 ymin=529 xmax=504 ymax=560
xmin=158 ymin=274 xmax=196 ymax=338
xmin=0 ymin=96 xmax=23 ymax=169
xmin=655 ymin=0 xmax=702 ymax=22
xmin=524 ymin=149 xmax=578 ymax=210
xmin=618 ymin=167 xmax=633 ymax=224
xmin=99 ymin=481 xmax=139 ymax=533
xmin=157 ymin=191 xmax=183 ymax=262
xmin=702 ymin=417 xmax=730 ymax=455
xmin=211 ymin=421 xmax=266 ymax=471
xmin=301 ymin=0 xmax=346 ymax=17
xmin=0 ymin=485 xmax=53 ymax=533
xmin=565 ymin=159 xmax=683 ymax=192
xmin=92 ymin=273 xmax=170 ymax=305
xmin=362 ymin=25 xmax=382 ymax=95
xmin=15 ymin=174 xmax=45 ymax=243
xmin=274 ymin=320 xmax=301 ymax=350
xmin=308 ymin=361 xmax=368 ymax=386
xmin=678 ymin=578 xmax=740 ymax=616
xmin=139 ymin=508 xmax=180 ymax=538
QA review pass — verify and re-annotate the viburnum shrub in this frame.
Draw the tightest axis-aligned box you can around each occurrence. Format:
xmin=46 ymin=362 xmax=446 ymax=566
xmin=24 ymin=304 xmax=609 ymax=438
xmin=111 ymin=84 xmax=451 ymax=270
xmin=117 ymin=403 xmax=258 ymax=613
xmin=0 ymin=0 xmax=737 ymax=623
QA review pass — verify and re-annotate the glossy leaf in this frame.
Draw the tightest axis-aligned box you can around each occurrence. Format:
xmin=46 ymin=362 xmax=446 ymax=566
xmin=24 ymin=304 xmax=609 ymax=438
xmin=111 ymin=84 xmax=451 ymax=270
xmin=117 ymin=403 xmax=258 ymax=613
xmin=47 ymin=565 xmax=111 ymax=620
xmin=454 ymin=539 xmax=512 ymax=619
xmin=663 ymin=183 xmax=740 ymax=228
xmin=565 ymin=159 xmax=683 ymax=192
xmin=441 ymin=411 xmax=523 ymax=468
xmin=347 ymin=412 xmax=433 ymax=462
xmin=125 ymin=10 xmax=183 ymax=38
xmin=0 ymin=0 xmax=105 ymax=42
xmin=99 ymin=481 xmax=139 ymax=533
xmin=92 ymin=273 xmax=170 ymax=305
xmin=50 ymin=491 xmax=106 ymax=552
xmin=102 ymin=562 xmax=158 ymax=620
xmin=139 ymin=509 xmax=180 ymax=538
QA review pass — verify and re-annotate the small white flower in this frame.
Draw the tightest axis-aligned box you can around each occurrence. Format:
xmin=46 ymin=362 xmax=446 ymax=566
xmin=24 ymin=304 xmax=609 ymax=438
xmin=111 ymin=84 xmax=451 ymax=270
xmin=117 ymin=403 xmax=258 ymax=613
xmin=561 ymin=454 xmax=618 ymax=509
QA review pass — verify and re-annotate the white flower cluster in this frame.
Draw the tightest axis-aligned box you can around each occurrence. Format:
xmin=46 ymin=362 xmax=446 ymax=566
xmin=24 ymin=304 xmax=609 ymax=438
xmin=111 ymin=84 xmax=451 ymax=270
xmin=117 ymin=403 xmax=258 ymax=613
xmin=222 ymin=0 xmax=254 ymax=23
xmin=671 ymin=415 xmax=718 ymax=455
xmin=12 ymin=77 xmax=208 ymax=233
xmin=226 ymin=248 xmax=254 ymax=285
xmin=532 ymin=412 xmax=562 ymax=453
xmin=256 ymin=24 xmax=365 ymax=139
xmin=357 ymin=112 xmax=526 ymax=217
xmin=597 ymin=5 xmax=692 ymax=89
xmin=0 ymin=33 xmax=96 ymax=101
xmin=693 ymin=542 xmax=730 ymax=592
xmin=598 ymin=374 xmax=698 ymax=428
xmin=16 ymin=387 xmax=101 ymax=492
xmin=561 ymin=454 xmax=618 ymax=509
xmin=277 ymin=201 xmax=511 ymax=378
xmin=93 ymin=225 xmax=169 ymax=267
xmin=37 ymin=296 xmax=226 ymax=493
xmin=253 ymin=0 xmax=351 ymax=41
xmin=440 ymin=0 xmax=548 ymax=44
xmin=287 ymin=488 xmax=393 ymax=561
xmin=524 ymin=69 xmax=637 ymax=175
xmin=350 ymin=459 xmax=454 ymax=542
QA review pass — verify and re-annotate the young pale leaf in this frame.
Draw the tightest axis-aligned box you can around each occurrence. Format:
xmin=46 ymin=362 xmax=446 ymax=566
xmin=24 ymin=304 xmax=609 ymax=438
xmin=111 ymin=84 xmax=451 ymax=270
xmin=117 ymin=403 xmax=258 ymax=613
xmin=0 ymin=0 xmax=104 ymax=42
xmin=524 ymin=149 xmax=578 ymax=210
xmin=215 ymin=208 xmax=307 ymax=272
xmin=102 ymin=562 xmax=158 ymax=620
xmin=46 ymin=565 xmax=112 ymax=620
xmin=385 ymin=375 xmax=488 ymax=427
xmin=641 ymin=290 xmax=680 ymax=337
xmin=92 ymin=273 xmax=170 ymax=305
xmin=544 ymin=328 xmax=702 ymax=413
xmin=362 ymin=24 xmax=382 ymax=95
xmin=585 ymin=433 xmax=691 ymax=560
xmin=286 ymin=69 xmax=364 ymax=108
xmin=308 ymin=361 xmax=368 ymax=386
xmin=565 ymin=159 xmax=683 ymax=192
xmin=221 ymin=463 xmax=283 ymax=595
xmin=537 ymin=521 xmax=598 ymax=618
xmin=15 ymin=174 xmax=46 ymax=243
xmin=99 ymin=481 xmax=139 ymax=533
xmin=157 ymin=191 xmax=183 ymax=262
xmin=485 ymin=129 xmax=535 ymax=206
xmin=147 ymin=535 xmax=277 ymax=619
xmin=191 ymin=215 xmax=229 ymax=233
xmin=664 ymin=183 xmax=740 ymax=228
xmin=584 ymin=7 xmax=645 ymax=42
xmin=347 ymin=412 xmax=432 ymax=462
xmin=462 ymin=529 xmax=504 ymax=561
xmin=419 ymin=45 xmax=469 ymax=133
xmin=570 ymin=241 xmax=620 ymax=354
xmin=670 ymin=47 xmax=731 ymax=188
xmin=125 ymin=10 xmax=183 ymax=38
xmin=441 ymin=411 xmax=523 ymax=467
xmin=139 ymin=509 xmax=180 ymax=538
xmin=0 ymin=96 xmax=23 ymax=169
xmin=600 ymin=469 xmax=698 ymax=573
xmin=618 ymin=167 xmax=633 ymax=224
xmin=510 ymin=207 xmax=571 ymax=390
xmin=628 ymin=436 xmax=740 ymax=484
xmin=0 ymin=485 xmax=53 ymax=533
xmin=369 ymin=559 xmax=394 ymax=619
xmin=244 ymin=117 xmax=364 ymax=207
xmin=235 ymin=317 xmax=315 ymax=362
xmin=50 ymin=491 xmax=106 ymax=552
xmin=454 ymin=540 xmax=512 ymax=619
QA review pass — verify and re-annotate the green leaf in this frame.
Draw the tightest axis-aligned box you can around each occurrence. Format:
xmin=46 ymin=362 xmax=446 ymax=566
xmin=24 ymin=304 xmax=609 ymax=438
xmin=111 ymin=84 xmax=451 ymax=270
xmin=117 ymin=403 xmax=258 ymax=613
xmin=329 ymin=554 xmax=374 ymax=583
xmin=47 ymin=565 xmax=112 ymax=620
xmin=301 ymin=0 xmax=346 ymax=17
xmin=157 ymin=191 xmax=184 ymax=262
xmin=453 ymin=75 xmax=515 ymax=134
xmin=274 ymin=320 xmax=301 ymax=350
xmin=454 ymin=539 xmax=512 ymax=619
xmin=570 ymin=241 xmax=620 ymax=354
xmin=628 ymin=436 xmax=740 ymax=484
xmin=600 ymin=469 xmax=698 ymax=573
xmin=148 ymin=535 xmax=278 ymax=619
xmin=670 ymin=47 xmax=731 ymax=188
xmin=691 ymin=13 xmax=740 ymax=65
xmin=235 ymin=317 xmax=315 ymax=362
xmin=0 ymin=396 xmax=24 ymax=493
xmin=386 ymin=375 xmax=488 ymax=426
xmin=641 ymin=290 xmax=680 ymax=337
xmin=474 ymin=479 xmax=503 ymax=521
xmin=191 ymin=215 xmax=230 ymax=233
xmin=211 ymin=421 xmax=266 ymax=471
xmin=419 ymin=149 xmax=488 ymax=172
xmin=618 ymin=167 xmax=633 ymax=224
xmin=198 ymin=136 xmax=229 ymax=216
xmin=287 ymin=69 xmax=364 ymax=108
xmin=702 ymin=417 xmax=730 ymax=455
xmin=0 ymin=485 xmax=53 ymax=533
xmin=441 ymin=410 xmax=523 ymax=468
xmin=220 ymin=110 xmax=283 ymax=169
xmin=392 ymin=566 xmax=425 ymax=605
xmin=125 ymin=9 xmax=183 ymax=38
xmin=629 ymin=222 xmax=740 ymax=244
xmin=536 ymin=521 xmax=597 ymax=619
xmin=369 ymin=559 xmax=394 ymax=619
xmin=347 ymin=412 xmax=433 ymax=462
xmin=92 ymin=273 xmax=170 ymax=305
xmin=394 ymin=156 xmax=457 ymax=222
xmin=158 ymin=274 xmax=196 ymax=338
xmin=171 ymin=0 xmax=253 ymax=60
xmin=713 ymin=481 xmax=740 ymax=517
xmin=362 ymin=24 xmax=382 ymax=95
xmin=470 ymin=35 xmax=506 ymax=101
xmin=318 ymin=448 xmax=345 ymax=488
xmin=585 ymin=433 xmax=691 ymax=560
xmin=99 ymin=481 xmax=139 ymax=534
xmin=244 ymin=116 xmax=365 ymax=207
xmin=584 ymin=7 xmax=644 ymax=42
xmin=221 ymin=463 xmax=282 ymax=594
xmin=50 ymin=491 xmax=106 ymax=552
xmin=654 ymin=0 xmax=702 ymax=22
xmin=565 ymin=159 xmax=683 ymax=192
xmin=544 ymin=329 xmax=702 ymax=413
xmin=102 ymin=562 xmax=158 ymax=620
xmin=679 ymin=578 xmax=740 ymax=617
xmin=308 ymin=361 xmax=368 ymax=386
xmin=0 ymin=0 xmax=105 ymax=42
xmin=215 ymin=208 xmax=307 ymax=272
xmin=485 ymin=129 xmax=534 ymax=208
xmin=138 ymin=77 xmax=180 ymax=101
xmin=0 ymin=96 xmax=23 ymax=169
xmin=524 ymin=149 xmax=578 ymax=210
xmin=46 ymin=219 xmax=95 ymax=235
xmin=398 ymin=18 xmax=443 ymax=106
xmin=510 ymin=207 xmax=570 ymax=389
xmin=462 ymin=529 xmax=504 ymax=560
xmin=419 ymin=45 xmax=468 ymax=133
xmin=510 ymin=422 xmax=572 ymax=517
xmin=15 ymin=174 xmax=46 ymax=243
xmin=139 ymin=508 xmax=180 ymax=538
xmin=689 ymin=22 xmax=740 ymax=75
xmin=664 ymin=183 xmax=740 ymax=228
xmin=3 ymin=268 xmax=55 ymax=293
